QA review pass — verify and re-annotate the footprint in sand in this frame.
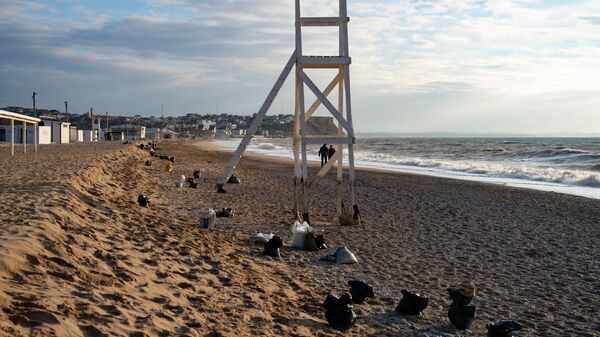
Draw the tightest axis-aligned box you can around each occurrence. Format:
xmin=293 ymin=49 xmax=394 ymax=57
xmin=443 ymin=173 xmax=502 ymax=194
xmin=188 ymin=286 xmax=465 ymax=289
xmin=79 ymin=324 xmax=109 ymax=337
xmin=8 ymin=310 xmax=60 ymax=327
xmin=99 ymin=304 xmax=122 ymax=316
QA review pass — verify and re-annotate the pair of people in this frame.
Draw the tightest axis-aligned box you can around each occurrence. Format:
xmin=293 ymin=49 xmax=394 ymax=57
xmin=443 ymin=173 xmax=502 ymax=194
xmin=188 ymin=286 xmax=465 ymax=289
xmin=319 ymin=144 xmax=336 ymax=167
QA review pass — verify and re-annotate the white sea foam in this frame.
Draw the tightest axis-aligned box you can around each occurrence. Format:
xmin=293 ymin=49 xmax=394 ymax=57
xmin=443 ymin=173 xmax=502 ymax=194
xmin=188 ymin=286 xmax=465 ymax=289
xmin=212 ymin=138 xmax=600 ymax=199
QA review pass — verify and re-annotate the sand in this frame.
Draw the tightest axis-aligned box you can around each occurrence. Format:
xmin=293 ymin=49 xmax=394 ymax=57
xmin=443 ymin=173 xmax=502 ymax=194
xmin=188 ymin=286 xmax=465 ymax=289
xmin=1 ymin=140 xmax=599 ymax=337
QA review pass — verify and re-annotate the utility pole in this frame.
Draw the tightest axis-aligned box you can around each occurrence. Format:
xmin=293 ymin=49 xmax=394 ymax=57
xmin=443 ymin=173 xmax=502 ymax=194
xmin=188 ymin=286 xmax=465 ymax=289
xmin=161 ymin=104 xmax=164 ymax=119
xmin=106 ymin=111 xmax=109 ymax=130
xmin=32 ymin=92 xmax=37 ymax=117
xmin=64 ymin=101 xmax=68 ymax=123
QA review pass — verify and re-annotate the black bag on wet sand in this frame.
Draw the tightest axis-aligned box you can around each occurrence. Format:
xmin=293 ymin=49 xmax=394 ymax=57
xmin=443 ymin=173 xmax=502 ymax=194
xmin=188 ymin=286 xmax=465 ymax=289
xmin=227 ymin=175 xmax=241 ymax=184
xmin=448 ymin=303 xmax=476 ymax=330
xmin=348 ymin=280 xmax=374 ymax=304
xmin=302 ymin=231 xmax=319 ymax=251
xmin=448 ymin=285 xmax=474 ymax=306
xmin=216 ymin=208 xmax=235 ymax=218
xmin=145 ymin=160 xmax=151 ymax=166
xmin=447 ymin=285 xmax=476 ymax=330
xmin=263 ymin=236 xmax=283 ymax=258
xmin=396 ymin=289 xmax=429 ymax=316
xmin=315 ymin=234 xmax=327 ymax=250
xmin=137 ymin=194 xmax=151 ymax=207
xmin=323 ymin=293 xmax=356 ymax=332
xmin=193 ymin=170 xmax=201 ymax=178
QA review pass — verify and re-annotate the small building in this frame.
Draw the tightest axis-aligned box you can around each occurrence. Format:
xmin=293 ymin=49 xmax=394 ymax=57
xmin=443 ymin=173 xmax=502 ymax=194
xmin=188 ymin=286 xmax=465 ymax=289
xmin=230 ymin=129 xmax=246 ymax=136
xmin=146 ymin=128 xmax=179 ymax=140
xmin=69 ymin=126 xmax=79 ymax=143
xmin=40 ymin=118 xmax=70 ymax=144
xmin=81 ymin=130 xmax=96 ymax=142
xmin=0 ymin=109 xmax=42 ymax=155
xmin=104 ymin=131 xmax=124 ymax=141
xmin=109 ymin=124 xmax=146 ymax=141
xmin=215 ymin=127 xmax=230 ymax=137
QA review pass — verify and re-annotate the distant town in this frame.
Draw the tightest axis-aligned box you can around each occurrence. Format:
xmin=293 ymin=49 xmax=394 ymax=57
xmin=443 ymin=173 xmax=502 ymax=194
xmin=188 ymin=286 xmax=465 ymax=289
xmin=1 ymin=105 xmax=300 ymax=140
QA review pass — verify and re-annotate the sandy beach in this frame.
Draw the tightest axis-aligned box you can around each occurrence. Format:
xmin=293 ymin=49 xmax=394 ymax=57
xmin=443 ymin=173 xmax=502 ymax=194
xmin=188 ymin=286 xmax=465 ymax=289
xmin=1 ymin=140 xmax=599 ymax=337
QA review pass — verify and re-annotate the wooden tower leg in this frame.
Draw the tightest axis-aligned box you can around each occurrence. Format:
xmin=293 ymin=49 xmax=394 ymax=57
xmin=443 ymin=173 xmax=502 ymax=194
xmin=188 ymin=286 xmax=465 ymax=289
xmin=297 ymin=66 xmax=309 ymax=223
xmin=293 ymin=73 xmax=302 ymax=219
xmin=336 ymin=67 xmax=344 ymax=216
xmin=295 ymin=0 xmax=310 ymax=223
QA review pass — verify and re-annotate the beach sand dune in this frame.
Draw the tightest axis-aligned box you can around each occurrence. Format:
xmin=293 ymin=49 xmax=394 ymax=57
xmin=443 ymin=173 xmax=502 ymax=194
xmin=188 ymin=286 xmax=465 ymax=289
xmin=0 ymin=143 xmax=330 ymax=337
xmin=1 ymin=140 xmax=599 ymax=336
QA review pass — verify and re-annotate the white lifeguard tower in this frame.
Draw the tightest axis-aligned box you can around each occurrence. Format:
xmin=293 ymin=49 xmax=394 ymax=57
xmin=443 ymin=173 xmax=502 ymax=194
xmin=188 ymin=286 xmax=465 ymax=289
xmin=217 ymin=0 xmax=361 ymax=226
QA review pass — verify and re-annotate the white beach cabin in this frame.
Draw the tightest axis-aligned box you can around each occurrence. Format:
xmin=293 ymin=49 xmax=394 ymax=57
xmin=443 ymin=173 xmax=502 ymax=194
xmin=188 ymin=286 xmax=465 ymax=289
xmin=0 ymin=109 xmax=42 ymax=155
xmin=40 ymin=118 xmax=70 ymax=144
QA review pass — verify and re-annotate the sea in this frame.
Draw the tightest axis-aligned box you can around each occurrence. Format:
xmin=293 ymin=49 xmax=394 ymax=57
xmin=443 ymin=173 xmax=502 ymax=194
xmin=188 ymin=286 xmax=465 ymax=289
xmin=214 ymin=136 xmax=600 ymax=199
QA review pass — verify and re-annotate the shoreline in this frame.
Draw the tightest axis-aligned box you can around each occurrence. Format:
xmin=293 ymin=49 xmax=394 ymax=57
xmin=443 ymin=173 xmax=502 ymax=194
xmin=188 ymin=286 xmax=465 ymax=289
xmin=204 ymin=139 xmax=600 ymax=200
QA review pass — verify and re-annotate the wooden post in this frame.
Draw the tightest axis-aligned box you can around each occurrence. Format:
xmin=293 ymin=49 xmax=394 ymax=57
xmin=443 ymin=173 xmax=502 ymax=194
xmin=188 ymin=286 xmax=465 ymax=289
xmin=22 ymin=121 xmax=26 ymax=154
xmin=336 ymin=68 xmax=344 ymax=215
xmin=339 ymin=0 xmax=356 ymax=207
xmin=34 ymin=122 xmax=38 ymax=152
xmin=337 ymin=0 xmax=344 ymax=215
xmin=293 ymin=72 xmax=302 ymax=216
xmin=10 ymin=118 xmax=14 ymax=156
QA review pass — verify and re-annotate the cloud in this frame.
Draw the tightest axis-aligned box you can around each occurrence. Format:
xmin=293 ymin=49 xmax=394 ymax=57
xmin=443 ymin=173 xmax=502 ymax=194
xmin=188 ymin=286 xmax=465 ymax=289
xmin=580 ymin=15 xmax=600 ymax=25
xmin=1 ymin=0 xmax=600 ymax=133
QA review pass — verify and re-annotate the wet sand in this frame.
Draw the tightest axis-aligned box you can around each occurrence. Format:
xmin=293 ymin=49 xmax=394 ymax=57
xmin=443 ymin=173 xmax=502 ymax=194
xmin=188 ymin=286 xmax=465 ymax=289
xmin=0 ymin=140 xmax=599 ymax=336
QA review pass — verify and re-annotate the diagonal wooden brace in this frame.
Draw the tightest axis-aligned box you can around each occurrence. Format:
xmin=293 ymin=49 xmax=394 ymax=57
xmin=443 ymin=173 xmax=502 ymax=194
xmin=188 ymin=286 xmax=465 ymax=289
xmin=308 ymin=150 xmax=342 ymax=188
xmin=299 ymin=70 xmax=353 ymax=136
xmin=305 ymin=73 xmax=342 ymax=121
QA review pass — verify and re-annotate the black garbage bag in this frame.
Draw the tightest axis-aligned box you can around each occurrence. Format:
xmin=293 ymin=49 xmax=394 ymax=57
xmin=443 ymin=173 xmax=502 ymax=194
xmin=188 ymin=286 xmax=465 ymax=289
xmin=302 ymin=232 xmax=319 ymax=251
xmin=216 ymin=185 xmax=227 ymax=193
xmin=323 ymin=293 xmax=355 ymax=332
xmin=227 ymin=175 xmax=241 ymax=184
xmin=315 ymin=235 xmax=327 ymax=250
xmin=348 ymin=280 xmax=374 ymax=304
xmin=137 ymin=194 xmax=151 ymax=207
xmin=216 ymin=208 xmax=235 ymax=218
xmin=396 ymin=289 xmax=429 ymax=316
xmin=188 ymin=180 xmax=199 ymax=188
xmin=139 ymin=144 xmax=144 ymax=149
xmin=159 ymin=155 xmax=168 ymax=160
xmin=487 ymin=321 xmax=523 ymax=337
xmin=193 ymin=170 xmax=201 ymax=178
xmin=169 ymin=156 xmax=175 ymax=163
xmin=448 ymin=303 xmax=476 ymax=330
xmin=263 ymin=236 xmax=283 ymax=258
xmin=145 ymin=160 xmax=151 ymax=166
xmin=186 ymin=177 xmax=195 ymax=183
xmin=448 ymin=285 xmax=475 ymax=306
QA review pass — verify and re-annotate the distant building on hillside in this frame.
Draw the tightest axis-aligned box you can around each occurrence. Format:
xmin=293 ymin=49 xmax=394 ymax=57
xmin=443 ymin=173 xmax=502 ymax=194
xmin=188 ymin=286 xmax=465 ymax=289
xmin=109 ymin=124 xmax=146 ymax=141
xmin=146 ymin=128 xmax=179 ymax=140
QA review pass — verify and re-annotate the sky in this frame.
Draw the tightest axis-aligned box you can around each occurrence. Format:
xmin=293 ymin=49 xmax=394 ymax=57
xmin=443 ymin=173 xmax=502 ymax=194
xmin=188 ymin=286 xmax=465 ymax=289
xmin=1 ymin=0 xmax=599 ymax=134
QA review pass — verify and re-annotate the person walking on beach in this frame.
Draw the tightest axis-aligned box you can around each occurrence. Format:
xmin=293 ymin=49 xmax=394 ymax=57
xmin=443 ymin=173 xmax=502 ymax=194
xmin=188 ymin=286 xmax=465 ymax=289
xmin=328 ymin=145 xmax=336 ymax=159
xmin=319 ymin=144 xmax=328 ymax=167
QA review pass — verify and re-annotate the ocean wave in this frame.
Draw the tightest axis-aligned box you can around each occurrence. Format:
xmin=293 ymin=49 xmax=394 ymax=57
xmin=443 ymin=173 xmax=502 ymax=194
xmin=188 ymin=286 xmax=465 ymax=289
xmin=233 ymin=138 xmax=600 ymax=189
xmin=538 ymin=148 xmax=590 ymax=156
xmin=353 ymin=151 xmax=600 ymax=188
xmin=257 ymin=143 xmax=278 ymax=150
